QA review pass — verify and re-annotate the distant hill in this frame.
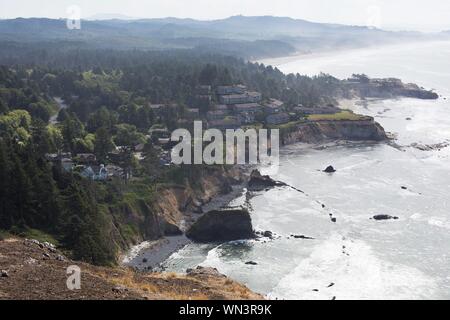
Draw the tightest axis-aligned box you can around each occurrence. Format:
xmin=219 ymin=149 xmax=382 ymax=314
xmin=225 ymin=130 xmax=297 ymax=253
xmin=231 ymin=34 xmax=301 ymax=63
xmin=0 ymin=15 xmax=435 ymax=59
xmin=86 ymin=13 xmax=142 ymax=20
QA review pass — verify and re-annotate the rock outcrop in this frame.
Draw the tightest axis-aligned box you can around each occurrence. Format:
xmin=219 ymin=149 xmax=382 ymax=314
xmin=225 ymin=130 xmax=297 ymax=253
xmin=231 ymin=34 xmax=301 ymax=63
xmin=324 ymin=165 xmax=336 ymax=173
xmin=280 ymin=118 xmax=387 ymax=145
xmin=152 ymin=166 xmax=244 ymax=235
xmin=186 ymin=209 xmax=255 ymax=242
xmin=409 ymin=142 xmax=449 ymax=151
xmin=372 ymin=215 xmax=399 ymax=221
xmin=248 ymin=169 xmax=285 ymax=191
xmin=107 ymin=166 xmax=244 ymax=263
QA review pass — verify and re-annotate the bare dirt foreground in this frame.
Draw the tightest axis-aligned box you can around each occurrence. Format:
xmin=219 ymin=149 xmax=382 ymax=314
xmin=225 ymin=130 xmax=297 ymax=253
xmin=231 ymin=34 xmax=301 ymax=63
xmin=0 ymin=238 xmax=262 ymax=300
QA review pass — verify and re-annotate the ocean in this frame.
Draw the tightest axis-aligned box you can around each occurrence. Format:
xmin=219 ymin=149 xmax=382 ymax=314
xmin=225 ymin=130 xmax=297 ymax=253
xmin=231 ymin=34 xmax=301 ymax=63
xmin=161 ymin=41 xmax=450 ymax=300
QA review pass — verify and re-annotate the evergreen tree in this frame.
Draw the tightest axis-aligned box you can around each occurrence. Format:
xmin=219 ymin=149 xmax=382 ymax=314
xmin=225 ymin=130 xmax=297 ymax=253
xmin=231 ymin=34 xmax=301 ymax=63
xmin=94 ymin=127 xmax=114 ymax=162
xmin=0 ymin=140 xmax=12 ymax=228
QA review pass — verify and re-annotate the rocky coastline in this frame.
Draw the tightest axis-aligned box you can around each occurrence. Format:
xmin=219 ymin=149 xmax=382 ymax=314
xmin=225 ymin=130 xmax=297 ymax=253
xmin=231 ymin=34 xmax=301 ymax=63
xmin=123 ymin=113 xmax=391 ymax=272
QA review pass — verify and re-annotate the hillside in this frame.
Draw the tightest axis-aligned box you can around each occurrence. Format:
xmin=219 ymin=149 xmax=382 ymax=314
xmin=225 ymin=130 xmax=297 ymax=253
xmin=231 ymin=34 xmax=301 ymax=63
xmin=0 ymin=16 xmax=435 ymax=59
xmin=0 ymin=237 xmax=262 ymax=300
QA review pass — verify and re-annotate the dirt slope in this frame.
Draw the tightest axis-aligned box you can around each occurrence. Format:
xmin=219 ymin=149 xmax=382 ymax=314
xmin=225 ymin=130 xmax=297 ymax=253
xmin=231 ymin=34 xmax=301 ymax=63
xmin=0 ymin=238 xmax=262 ymax=300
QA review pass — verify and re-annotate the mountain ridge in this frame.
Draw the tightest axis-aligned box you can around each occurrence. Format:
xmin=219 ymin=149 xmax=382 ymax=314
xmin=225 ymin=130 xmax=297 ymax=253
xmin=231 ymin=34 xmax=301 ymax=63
xmin=0 ymin=15 xmax=443 ymax=59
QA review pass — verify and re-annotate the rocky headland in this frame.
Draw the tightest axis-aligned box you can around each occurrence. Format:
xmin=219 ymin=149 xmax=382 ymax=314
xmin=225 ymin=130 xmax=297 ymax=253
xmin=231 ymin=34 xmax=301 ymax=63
xmin=279 ymin=117 xmax=388 ymax=145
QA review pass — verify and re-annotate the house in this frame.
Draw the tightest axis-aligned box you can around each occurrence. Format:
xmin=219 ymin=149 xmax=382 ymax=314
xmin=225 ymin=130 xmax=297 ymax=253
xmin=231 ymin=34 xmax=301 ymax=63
xmin=264 ymin=99 xmax=284 ymax=114
xmin=371 ymin=78 xmax=402 ymax=86
xmin=80 ymin=164 xmax=126 ymax=181
xmin=159 ymin=151 xmax=172 ymax=166
xmin=206 ymin=110 xmax=228 ymax=121
xmin=219 ymin=91 xmax=262 ymax=105
xmin=80 ymin=164 xmax=108 ymax=181
xmin=216 ymin=85 xmax=246 ymax=95
xmin=233 ymin=103 xmax=261 ymax=124
xmin=207 ymin=117 xmax=242 ymax=130
xmin=76 ymin=153 xmax=97 ymax=164
xmin=149 ymin=127 xmax=170 ymax=141
xmin=45 ymin=152 xmax=72 ymax=162
xmin=246 ymin=91 xmax=262 ymax=103
xmin=266 ymin=113 xmax=290 ymax=125
xmin=233 ymin=103 xmax=261 ymax=114
xmin=45 ymin=152 xmax=74 ymax=172
xmin=105 ymin=165 xmax=125 ymax=179
xmin=61 ymin=158 xmax=74 ymax=172
xmin=214 ymin=104 xmax=230 ymax=112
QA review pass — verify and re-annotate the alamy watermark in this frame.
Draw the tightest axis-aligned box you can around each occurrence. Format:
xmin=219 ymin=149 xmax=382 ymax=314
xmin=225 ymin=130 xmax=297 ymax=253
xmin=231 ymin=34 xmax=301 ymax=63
xmin=66 ymin=265 xmax=81 ymax=290
xmin=66 ymin=5 xmax=81 ymax=30
xmin=171 ymin=121 xmax=280 ymax=167
xmin=366 ymin=4 xmax=382 ymax=29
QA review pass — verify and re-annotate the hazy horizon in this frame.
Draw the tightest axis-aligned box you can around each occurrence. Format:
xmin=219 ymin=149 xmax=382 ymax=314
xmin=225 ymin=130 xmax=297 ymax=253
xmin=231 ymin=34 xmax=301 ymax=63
xmin=1 ymin=0 xmax=450 ymax=32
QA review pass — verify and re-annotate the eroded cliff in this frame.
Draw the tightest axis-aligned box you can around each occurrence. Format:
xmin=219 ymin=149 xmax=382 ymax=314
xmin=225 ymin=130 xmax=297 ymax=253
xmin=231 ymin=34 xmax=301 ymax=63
xmin=280 ymin=118 xmax=387 ymax=145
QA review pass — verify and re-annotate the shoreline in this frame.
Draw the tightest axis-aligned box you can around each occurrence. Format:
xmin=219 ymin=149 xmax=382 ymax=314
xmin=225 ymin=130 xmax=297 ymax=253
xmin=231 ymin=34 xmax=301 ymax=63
xmin=257 ymin=39 xmax=450 ymax=78
xmin=122 ymin=99 xmax=390 ymax=271
xmin=122 ymin=113 xmax=388 ymax=272
xmin=123 ymin=182 xmax=250 ymax=271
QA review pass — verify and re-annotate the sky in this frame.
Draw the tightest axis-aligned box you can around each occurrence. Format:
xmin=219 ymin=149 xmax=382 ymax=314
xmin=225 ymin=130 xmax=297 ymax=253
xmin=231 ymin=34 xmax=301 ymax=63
xmin=1 ymin=0 xmax=450 ymax=32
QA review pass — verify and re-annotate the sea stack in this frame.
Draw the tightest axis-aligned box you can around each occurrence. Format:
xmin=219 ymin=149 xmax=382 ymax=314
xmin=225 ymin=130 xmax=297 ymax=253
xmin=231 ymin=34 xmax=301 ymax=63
xmin=324 ymin=165 xmax=336 ymax=173
xmin=186 ymin=209 xmax=255 ymax=242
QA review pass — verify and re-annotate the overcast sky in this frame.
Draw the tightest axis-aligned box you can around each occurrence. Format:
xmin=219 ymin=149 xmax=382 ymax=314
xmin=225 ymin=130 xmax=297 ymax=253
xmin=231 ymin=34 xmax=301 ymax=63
xmin=1 ymin=0 xmax=450 ymax=32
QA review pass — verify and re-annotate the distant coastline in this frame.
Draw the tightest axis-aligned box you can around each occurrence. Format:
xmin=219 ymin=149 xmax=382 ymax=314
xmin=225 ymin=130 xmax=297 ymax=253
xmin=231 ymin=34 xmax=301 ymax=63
xmin=257 ymin=40 xmax=450 ymax=78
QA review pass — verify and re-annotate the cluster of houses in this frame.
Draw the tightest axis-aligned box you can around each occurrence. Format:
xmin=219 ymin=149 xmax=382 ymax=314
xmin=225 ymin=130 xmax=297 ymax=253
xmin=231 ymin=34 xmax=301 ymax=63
xmin=148 ymin=84 xmax=344 ymax=135
xmin=46 ymin=84 xmax=345 ymax=181
xmin=206 ymin=85 xmax=292 ymax=129
xmin=45 ymin=151 xmax=128 ymax=181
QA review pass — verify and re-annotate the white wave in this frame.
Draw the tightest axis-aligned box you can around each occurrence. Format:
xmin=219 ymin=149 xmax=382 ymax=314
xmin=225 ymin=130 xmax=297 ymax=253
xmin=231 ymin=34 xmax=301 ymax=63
xmin=121 ymin=241 xmax=153 ymax=264
xmin=410 ymin=213 xmax=450 ymax=230
xmin=269 ymin=234 xmax=437 ymax=300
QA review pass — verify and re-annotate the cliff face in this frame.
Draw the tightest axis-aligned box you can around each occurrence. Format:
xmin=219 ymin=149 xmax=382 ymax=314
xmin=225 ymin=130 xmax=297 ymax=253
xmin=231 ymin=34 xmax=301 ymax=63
xmin=152 ymin=166 xmax=244 ymax=234
xmin=280 ymin=119 xmax=387 ymax=145
xmin=108 ymin=166 xmax=245 ymax=262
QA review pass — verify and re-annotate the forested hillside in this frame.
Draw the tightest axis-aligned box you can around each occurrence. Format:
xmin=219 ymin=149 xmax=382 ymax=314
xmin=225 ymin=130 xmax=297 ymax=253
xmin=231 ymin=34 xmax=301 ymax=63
xmin=0 ymin=50 xmax=349 ymax=265
xmin=0 ymin=16 xmax=434 ymax=59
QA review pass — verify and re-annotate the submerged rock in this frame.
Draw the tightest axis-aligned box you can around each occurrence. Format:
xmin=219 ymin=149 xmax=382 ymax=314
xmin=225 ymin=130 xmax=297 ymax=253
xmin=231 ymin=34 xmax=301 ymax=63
xmin=372 ymin=215 xmax=399 ymax=221
xmin=410 ymin=142 xmax=449 ymax=151
xmin=291 ymin=234 xmax=315 ymax=240
xmin=263 ymin=231 xmax=273 ymax=238
xmin=324 ymin=166 xmax=336 ymax=173
xmin=186 ymin=209 xmax=254 ymax=242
